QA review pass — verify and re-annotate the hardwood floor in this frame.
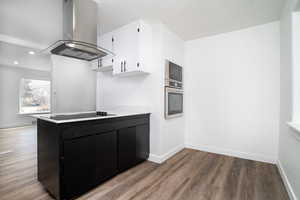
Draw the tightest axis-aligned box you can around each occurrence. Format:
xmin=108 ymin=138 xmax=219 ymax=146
xmin=0 ymin=126 xmax=289 ymax=200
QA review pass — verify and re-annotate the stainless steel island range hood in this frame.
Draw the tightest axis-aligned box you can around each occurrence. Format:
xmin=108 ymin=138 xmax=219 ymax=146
xmin=48 ymin=0 xmax=113 ymax=61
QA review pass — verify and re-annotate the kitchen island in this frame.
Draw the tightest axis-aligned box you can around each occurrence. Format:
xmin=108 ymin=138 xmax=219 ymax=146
xmin=35 ymin=111 xmax=150 ymax=200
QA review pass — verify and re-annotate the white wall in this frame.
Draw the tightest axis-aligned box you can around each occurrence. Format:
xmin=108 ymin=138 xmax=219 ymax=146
xmin=97 ymin=21 xmax=185 ymax=159
xmin=279 ymin=0 xmax=300 ymax=199
xmin=185 ymin=22 xmax=280 ymax=163
xmin=0 ymin=65 xmax=50 ymax=128
xmin=97 ymin=22 xmax=163 ymax=157
xmin=292 ymin=12 xmax=300 ymax=121
xmin=160 ymin=26 xmax=185 ymax=156
xmin=52 ymin=56 xmax=96 ymax=113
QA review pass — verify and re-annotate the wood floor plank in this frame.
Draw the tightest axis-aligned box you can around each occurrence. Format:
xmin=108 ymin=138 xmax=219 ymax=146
xmin=254 ymin=162 xmax=290 ymax=200
xmin=235 ymin=159 xmax=256 ymax=200
xmin=0 ymin=126 xmax=290 ymax=200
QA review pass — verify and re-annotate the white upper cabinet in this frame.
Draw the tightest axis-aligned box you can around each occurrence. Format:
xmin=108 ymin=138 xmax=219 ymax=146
xmin=93 ymin=31 xmax=115 ymax=71
xmin=97 ymin=20 xmax=152 ymax=76
xmin=98 ymin=32 xmax=114 ymax=52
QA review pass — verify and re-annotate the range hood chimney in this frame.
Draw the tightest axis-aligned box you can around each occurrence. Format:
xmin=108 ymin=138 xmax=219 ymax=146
xmin=49 ymin=0 xmax=113 ymax=61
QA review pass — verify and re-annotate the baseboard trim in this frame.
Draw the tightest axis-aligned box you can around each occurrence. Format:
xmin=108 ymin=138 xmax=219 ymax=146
xmin=185 ymin=144 xmax=276 ymax=164
xmin=277 ymin=160 xmax=298 ymax=200
xmin=0 ymin=123 xmax=34 ymax=130
xmin=148 ymin=154 xmax=162 ymax=163
xmin=148 ymin=144 xmax=185 ymax=164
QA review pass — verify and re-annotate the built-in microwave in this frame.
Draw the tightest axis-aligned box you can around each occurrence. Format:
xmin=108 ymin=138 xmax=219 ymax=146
xmin=165 ymin=60 xmax=183 ymax=89
xmin=165 ymin=87 xmax=183 ymax=119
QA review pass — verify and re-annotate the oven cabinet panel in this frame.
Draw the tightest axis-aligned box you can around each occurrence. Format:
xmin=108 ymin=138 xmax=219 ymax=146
xmin=62 ymin=132 xmax=117 ymax=200
xmin=118 ymin=124 xmax=150 ymax=172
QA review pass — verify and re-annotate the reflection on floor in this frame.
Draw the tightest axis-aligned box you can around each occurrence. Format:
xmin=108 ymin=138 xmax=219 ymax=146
xmin=0 ymin=126 xmax=289 ymax=200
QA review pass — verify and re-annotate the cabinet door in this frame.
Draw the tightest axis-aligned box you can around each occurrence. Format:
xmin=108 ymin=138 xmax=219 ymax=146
xmin=63 ymin=132 xmax=117 ymax=199
xmin=109 ymin=20 xmax=152 ymax=75
xmin=136 ymin=21 xmax=152 ymax=73
xmin=118 ymin=127 xmax=137 ymax=172
xmin=121 ymin=21 xmax=151 ymax=73
xmin=94 ymin=132 xmax=118 ymax=184
xmin=99 ymin=33 xmax=115 ymax=68
xmin=98 ymin=32 xmax=114 ymax=52
xmin=113 ymin=22 xmax=139 ymax=74
xmin=122 ymin=23 xmax=139 ymax=72
xmin=118 ymin=124 xmax=149 ymax=172
xmin=113 ymin=57 xmax=123 ymax=74
xmin=101 ymin=57 xmax=114 ymax=68
xmin=136 ymin=124 xmax=150 ymax=163
xmin=113 ymin=29 xmax=126 ymax=74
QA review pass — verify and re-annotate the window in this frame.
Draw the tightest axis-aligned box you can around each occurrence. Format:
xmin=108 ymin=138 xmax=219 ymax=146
xmin=19 ymin=79 xmax=51 ymax=114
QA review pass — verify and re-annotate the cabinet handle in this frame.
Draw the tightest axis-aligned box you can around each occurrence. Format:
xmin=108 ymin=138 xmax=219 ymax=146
xmin=124 ymin=61 xmax=126 ymax=72
xmin=137 ymin=62 xmax=140 ymax=68
xmin=121 ymin=61 xmax=123 ymax=72
xmin=98 ymin=59 xmax=101 ymax=69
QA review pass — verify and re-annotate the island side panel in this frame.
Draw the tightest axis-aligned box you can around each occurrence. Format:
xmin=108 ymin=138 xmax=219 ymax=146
xmin=37 ymin=119 xmax=61 ymax=200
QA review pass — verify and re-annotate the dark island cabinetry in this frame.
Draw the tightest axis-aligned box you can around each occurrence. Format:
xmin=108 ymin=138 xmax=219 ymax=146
xmin=63 ymin=131 xmax=118 ymax=199
xmin=118 ymin=124 xmax=149 ymax=172
xmin=37 ymin=114 xmax=150 ymax=200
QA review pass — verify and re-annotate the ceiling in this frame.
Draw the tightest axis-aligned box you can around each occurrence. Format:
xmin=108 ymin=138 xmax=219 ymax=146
xmin=0 ymin=0 xmax=62 ymax=47
xmin=0 ymin=0 xmax=60 ymax=71
xmin=98 ymin=0 xmax=286 ymax=40
xmin=0 ymin=0 xmax=286 ymax=50
xmin=0 ymin=0 xmax=286 ymax=72
xmin=0 ymin=42 xmax=52 ymax=71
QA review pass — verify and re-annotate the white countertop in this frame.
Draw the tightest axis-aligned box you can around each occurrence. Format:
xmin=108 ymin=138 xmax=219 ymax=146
xmin=32 ymin=110 xmax=150 ymax=124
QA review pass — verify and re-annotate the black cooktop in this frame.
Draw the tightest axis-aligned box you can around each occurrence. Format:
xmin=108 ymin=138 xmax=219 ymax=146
xmin=49 ymin=112 xmax=114 ymax=121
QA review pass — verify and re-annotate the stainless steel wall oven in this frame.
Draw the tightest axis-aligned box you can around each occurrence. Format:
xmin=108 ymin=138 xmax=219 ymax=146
xmin=165 ymin=60 xmax=183 ymax=119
